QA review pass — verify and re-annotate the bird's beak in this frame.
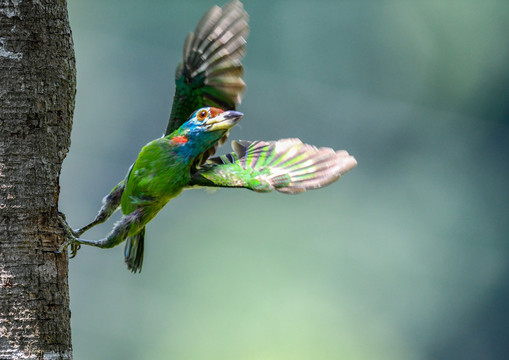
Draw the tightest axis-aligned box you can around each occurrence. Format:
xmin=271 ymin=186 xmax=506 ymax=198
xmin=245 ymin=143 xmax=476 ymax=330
xmin=205 ymin=110 xmax=243 ymax=131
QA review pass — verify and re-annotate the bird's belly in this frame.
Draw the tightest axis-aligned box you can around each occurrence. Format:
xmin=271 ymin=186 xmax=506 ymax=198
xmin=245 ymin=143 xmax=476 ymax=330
xmin=121 ymin=171 xmax=187 ymax=215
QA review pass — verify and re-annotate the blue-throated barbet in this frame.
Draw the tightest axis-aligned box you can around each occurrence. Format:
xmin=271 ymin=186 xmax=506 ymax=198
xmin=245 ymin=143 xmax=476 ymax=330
xmin=59 ymin=0 xmax=357 ymax=272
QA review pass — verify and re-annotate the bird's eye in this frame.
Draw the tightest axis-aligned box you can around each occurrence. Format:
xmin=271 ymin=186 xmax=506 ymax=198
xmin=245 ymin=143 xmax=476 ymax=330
xmin=197 ymin=109 xmax=209 ymax=121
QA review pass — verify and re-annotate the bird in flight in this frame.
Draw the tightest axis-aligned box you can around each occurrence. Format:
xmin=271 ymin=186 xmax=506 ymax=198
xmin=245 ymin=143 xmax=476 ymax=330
xmin=59 ymin=0 xmax=357 ymax=272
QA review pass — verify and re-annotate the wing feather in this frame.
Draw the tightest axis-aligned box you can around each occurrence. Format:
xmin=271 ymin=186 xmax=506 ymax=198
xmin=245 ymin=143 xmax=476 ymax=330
xmin=188 ymin=139 xmax=357 ymax=194
xmin=166 ymin=0 xmax=248 ymax=136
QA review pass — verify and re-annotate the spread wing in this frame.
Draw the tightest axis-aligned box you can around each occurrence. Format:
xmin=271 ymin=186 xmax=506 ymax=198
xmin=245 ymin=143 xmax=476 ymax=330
xmin=165 ymin=0 xmax=249 ymax=136
xmin=188 ymin=139 xmax=357 ymax=194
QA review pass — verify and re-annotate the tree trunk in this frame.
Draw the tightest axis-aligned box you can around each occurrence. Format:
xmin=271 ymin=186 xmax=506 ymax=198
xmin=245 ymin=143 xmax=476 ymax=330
xmin=0 ymin=0 xmax=75 ymax=359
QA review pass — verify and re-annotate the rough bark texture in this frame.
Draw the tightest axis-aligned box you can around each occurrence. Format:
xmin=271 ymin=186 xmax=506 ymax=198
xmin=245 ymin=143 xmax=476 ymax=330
xmin=0 ymin=0 xmax=75 ymax=359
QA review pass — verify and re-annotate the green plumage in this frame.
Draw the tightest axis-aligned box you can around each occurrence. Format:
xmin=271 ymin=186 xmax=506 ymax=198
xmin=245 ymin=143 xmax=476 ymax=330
xmin=58 ymin=1 xmax=357 ymax=273
xmin=122 ymin=137 xmax=191 ymax=213
xmin=119 ymin=137 xmax=192 ymax=271
xmin=190 ymin=139 xmax=357 ymax=194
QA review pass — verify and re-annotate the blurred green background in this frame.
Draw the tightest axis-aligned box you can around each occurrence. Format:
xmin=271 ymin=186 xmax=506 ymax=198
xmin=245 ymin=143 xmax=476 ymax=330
xmin=60 ymin=0 xmax=509 ymax=359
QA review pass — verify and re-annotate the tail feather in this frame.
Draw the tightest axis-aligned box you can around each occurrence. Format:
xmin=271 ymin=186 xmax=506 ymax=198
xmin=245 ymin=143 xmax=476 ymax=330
xmin=124 ymin=227 xmax=145 ymax=273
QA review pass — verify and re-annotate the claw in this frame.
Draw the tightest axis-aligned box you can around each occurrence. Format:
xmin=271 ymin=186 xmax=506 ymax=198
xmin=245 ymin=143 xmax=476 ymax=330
xmin=57 ymin=213 xmax=82 ymax=258
xmin=69 ymin=243 xmax=81 ymax=258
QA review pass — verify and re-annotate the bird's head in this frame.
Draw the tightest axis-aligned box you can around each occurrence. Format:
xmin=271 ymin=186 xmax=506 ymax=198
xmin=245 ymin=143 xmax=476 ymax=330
xmin=170 ymin=107 xmax=243 ymax=158
xmin=187 ymin=107 xmax=243 ymax=133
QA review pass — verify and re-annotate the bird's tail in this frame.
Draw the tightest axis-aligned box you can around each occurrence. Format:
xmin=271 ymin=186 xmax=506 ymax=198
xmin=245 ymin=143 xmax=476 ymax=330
xmin=124 ymin=227 xmax=145 ymax=273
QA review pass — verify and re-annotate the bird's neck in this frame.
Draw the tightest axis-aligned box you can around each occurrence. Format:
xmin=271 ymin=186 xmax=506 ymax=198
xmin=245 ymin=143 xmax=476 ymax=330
xmin=166 ymin=129 xmax=221 ymax=162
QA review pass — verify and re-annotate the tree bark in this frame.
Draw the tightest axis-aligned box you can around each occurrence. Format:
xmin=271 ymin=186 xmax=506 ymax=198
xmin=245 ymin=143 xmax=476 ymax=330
xmin=0 ymin=0 xmax=75 ymax=359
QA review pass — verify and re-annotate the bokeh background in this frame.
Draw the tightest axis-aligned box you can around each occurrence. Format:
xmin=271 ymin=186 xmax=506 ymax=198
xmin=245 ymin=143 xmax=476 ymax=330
xmin=60 ymin=1 xmax=509 ymax=359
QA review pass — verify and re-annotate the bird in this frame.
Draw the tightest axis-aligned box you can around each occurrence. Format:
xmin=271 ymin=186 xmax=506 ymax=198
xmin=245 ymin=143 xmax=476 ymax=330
xmin=58 ymin=0 xmax=357 ymax=272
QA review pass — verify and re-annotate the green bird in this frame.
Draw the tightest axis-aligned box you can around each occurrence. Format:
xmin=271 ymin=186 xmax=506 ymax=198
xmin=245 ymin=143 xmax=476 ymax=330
xmin=58 ymin=0 xmax=357 ymax=272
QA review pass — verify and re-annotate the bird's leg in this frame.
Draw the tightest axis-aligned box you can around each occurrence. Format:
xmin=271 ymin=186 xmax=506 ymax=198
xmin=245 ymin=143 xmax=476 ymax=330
xmin=56 ymin=180 xmax=126 ymax=257
xmin=74 ymin=180 xmax=125 ymax=237
xmin=58 ymin=209 xmax=144 ymax=257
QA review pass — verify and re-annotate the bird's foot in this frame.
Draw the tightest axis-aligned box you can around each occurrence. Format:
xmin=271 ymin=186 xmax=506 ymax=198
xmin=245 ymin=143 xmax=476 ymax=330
xmin=57 ymin=212 xmax=82 ymax=258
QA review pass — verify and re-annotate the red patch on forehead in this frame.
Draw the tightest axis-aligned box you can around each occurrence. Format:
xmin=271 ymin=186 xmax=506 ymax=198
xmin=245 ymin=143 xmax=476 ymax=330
xmin=209 ymin=107 xmax=224 ymax=117
xmin=172 ymin=135 xmax=188 ymax=144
